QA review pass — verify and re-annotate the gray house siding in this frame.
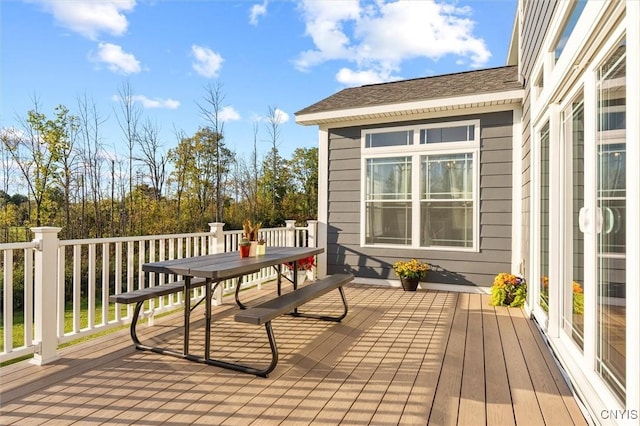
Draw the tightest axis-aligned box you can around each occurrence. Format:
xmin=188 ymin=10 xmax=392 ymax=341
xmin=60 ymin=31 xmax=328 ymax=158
xmin=519 ymin=0 xmax=557 ymax=277
xmin=326 ymin=110 xmax=515 ymax=287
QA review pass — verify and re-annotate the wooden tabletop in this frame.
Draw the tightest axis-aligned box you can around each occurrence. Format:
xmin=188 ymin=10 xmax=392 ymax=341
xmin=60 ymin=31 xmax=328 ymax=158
xmin=142 ymin=246 xmax=323 ymax=280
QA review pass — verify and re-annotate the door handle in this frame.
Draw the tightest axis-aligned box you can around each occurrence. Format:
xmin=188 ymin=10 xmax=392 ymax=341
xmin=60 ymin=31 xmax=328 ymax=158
xmin=596 ymin=207 xmax=603 ymax=234
xmin=578 ymin=207 xmax=589 ymax=233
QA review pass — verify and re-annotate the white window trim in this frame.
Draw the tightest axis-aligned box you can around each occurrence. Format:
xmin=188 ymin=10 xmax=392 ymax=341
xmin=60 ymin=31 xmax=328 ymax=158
xmin=360 ymin=119 xmax=480 ymax=252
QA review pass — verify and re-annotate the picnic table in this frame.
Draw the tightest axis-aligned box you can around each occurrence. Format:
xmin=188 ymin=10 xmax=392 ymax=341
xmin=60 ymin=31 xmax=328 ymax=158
xmin=110 ymin=246 xmax=352 ymax=377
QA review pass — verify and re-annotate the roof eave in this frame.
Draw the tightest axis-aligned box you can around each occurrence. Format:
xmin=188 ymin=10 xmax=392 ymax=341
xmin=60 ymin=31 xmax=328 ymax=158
xmin=295 ymin=89 xmax=524 ymax=126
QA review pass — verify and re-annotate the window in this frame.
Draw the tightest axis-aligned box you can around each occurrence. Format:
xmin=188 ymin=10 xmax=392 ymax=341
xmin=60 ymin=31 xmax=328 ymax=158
xmin=365 ymin=157 xmax=412 ymax=245
xmin=365 ymin=130 xmax=413 ymax=148
xmin=421 ymin=153 xmax=474 ymax=247
xmin=420 ymin=125 xmax=474 ymax=144
xmin=362 ymin=121 xmax=479 ymax=250
xmin=553 ymin=0 xmax=587 ymax=62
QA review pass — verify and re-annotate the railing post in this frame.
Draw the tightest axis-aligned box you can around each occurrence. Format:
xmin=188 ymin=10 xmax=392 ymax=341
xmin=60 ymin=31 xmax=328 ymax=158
xmin=208 ymin=223 xmax=226 ymax=305
xmin=306 ymin=220 xmax=318 ymax=248
xmin=208 ymin=222 xmax=225 ymax=254
xmin=285 ymin=220 xmax=296 ymax=247
xmin=31 ymin=226 xmax=62 ymax=365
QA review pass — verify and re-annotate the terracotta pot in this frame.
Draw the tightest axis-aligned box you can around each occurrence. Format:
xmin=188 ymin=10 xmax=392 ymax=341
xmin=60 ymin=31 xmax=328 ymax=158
xmin=239 ymin=244 xmax=250 ymax=258
xmin=400 ymin=277 xmax=419 ymax=291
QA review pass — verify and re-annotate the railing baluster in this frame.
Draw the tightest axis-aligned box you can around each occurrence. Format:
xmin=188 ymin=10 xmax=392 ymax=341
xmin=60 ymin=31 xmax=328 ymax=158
xmin=115 ymin=242 xmax=123 ymax=322
xmin=101 ymin=243 xmax=110 ymax=326
xmin=3 ymin=249 xmax=14 ymax=353
xmin=88 ymin=243 xmax=96 ymax=330
xmin=73 ymin=245 xmax=81 ymax=333
xmin=57 ymin=246 xmax=65 ymax=337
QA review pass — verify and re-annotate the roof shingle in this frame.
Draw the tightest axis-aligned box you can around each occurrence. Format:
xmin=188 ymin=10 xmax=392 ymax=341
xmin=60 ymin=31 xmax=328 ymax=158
xmin=296 ymin=65 xmax=521 ymax=116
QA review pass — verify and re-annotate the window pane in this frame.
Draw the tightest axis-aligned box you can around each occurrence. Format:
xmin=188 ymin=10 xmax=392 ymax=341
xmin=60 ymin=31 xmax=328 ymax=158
xmin=596 ymin=41 xmax=626 ymax=401
xmin=563 ymin=96 xmax=584 ymax=350
xmin=365 ymin=130 xmax=413 ymax=148
xmin=539 ymin=122 xmax=550 ymax=313
xmin=366 ymin=157 xmax=411 ymax=200
xmin=420 ymin=201 xmax=473 ymax=247
xmin=365 ymin=202 xmax=411 ymax=245
xmin=420 ymin=152 xmax=474 ymax=248
xmin=420 ymin=125 xmax=474 ymax=144
xmin=553 ymin=0 xmax=587 ymax=62
xmin=421 ymin=153 xmax=473 ymax=200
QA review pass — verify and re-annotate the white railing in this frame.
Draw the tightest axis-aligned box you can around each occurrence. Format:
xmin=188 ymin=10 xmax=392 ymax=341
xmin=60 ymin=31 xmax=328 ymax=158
xmin=0 ymin=220 xmax=317 ymax=365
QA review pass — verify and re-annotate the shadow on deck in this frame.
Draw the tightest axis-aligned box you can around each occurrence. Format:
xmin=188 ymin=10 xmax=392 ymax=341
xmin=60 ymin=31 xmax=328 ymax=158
xmin=0 ymin=283 xmax=586 ymax=425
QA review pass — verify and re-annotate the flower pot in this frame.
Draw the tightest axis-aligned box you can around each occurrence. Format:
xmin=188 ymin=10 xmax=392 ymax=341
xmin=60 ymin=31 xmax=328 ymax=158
xmin=400 ymin=278 xmax=419 ymax=291
xmin=256 ymin=243 xmax=266 ymax=256
xmin=297 ymin=270 xmax=307 ymax=285
xmin=249 ymin=241 xmax=258 ymax=257
xmin=239 ymin=244 xmax=250 ymax=258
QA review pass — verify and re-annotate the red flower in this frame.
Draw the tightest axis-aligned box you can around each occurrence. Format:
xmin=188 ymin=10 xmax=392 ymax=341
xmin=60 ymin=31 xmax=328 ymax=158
xmin=286 ymin=256 xmax=316 ymax=271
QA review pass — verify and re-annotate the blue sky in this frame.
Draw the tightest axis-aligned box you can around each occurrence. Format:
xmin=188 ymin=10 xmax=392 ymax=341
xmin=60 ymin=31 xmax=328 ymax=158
xmin=1 ymin=0 xmax=517 ymax=171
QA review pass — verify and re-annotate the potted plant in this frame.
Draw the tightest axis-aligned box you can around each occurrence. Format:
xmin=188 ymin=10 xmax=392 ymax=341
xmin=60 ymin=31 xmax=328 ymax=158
xmin=392 ymin=259 xmax=429 ymax=291
xmin=489 ymin=273 xmax=526 ymax=307
xmin=256 ymin=238 xmax=266 ymax=256
xmin=285 ymin=255 xmax=316 ymax=284
xmin=242 ymin=219 xmax=262 ymax=256
xmin=239 ymin=237 xmax=251 ymax=258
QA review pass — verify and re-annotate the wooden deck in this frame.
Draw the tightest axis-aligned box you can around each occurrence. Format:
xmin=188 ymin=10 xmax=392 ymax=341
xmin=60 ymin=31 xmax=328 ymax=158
xmin=0 ymin=283 xmax=587 ymax=425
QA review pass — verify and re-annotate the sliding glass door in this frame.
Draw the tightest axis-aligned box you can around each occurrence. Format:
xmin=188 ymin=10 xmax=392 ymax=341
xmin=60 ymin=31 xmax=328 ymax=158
xmin=595 ymin=41 xmax=626 ymax=401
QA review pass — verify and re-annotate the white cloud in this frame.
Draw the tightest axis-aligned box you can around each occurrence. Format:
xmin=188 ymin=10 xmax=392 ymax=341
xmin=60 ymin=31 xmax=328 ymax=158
xmin=274 ymin=108 xmax=289 ymax=124
xmin=254 ymin=108 xmax=289 ymax=124
xmin=249 ymin=1 xmax=268 ymax=26
xmin=110 ymin=94 xmax=179 ymax=109
xmin=91 ymin=42 xmax=141 ymax=74
xmin=336 ymin=67 xmax=400 ymax=86
xmin=31 ymin=0 xmax=135 ymax=40
xmin=131 ymin=95 xmax=180 ymax=109
xmin=219 ymin=106 xmax=241 ymax=122
xmin=295 ymin=0 xmax=491 ymax=84
xmin=191 ymin=45 xmax=224 ymax=78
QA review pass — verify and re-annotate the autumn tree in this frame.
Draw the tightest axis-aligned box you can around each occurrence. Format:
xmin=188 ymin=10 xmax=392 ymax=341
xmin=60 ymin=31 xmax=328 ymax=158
xmin=198 ymin=81 xmax=228 ymax=222
xmin=2 ymin=100 xmax=77 ymax=227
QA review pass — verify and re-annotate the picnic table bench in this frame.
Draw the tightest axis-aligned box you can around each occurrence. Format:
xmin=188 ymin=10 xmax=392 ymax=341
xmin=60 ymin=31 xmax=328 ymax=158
xmin=235 ymin=273 xmax=353 ymax=376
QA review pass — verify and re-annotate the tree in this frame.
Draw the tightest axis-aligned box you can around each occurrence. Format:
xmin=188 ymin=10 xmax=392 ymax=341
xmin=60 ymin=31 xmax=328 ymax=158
xmin=264 ymin=106 xmax=285 ymax=222
xmin=138 ymin=118 xmax=167 ymax=202
xmin=76 ymin=93 xmax=107 ymax=237
xmin=288 ymin=147 xmax=318 ymax=220
xmin=2 ymin=99 xmax=76 ymax=227
xmin=114 ymin=81 xmax=142 ymax=234
xmin=168 ymin=127 xmax=233 ymax=228
xmin=197 ymin=81 xmax=228 ymax=222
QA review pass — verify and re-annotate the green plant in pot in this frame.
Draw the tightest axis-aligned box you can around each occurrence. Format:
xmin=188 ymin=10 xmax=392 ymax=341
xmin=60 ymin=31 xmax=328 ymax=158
xmin=392 ymin=259 xmax=429 ymax=291
xmin=489 ymin=273 xmax=526 ymax=307
xmin=239 ymin=237 xmax=251 ymax=258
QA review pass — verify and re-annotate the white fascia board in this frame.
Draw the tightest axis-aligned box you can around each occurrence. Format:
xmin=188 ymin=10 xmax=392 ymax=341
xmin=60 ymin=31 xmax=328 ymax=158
xmin=295 ymin=89 xmax=524 ymax=126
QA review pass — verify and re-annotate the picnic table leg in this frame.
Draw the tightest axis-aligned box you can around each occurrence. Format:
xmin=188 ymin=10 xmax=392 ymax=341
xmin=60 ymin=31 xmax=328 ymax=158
xmin=205 ymin=278 xmax=212 ymax=359
xmin=234 ymin=276 xmax=248 ymax=309
xmin=277 ymin=264 xmax=282 ymax=296
xmin=183 ymin=276 xmax=191 ymax=355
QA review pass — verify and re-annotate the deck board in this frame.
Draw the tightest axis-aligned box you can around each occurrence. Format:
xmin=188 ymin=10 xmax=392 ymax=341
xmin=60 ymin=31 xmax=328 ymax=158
xmin=0 ymin=284 xmax=586 ymax=425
